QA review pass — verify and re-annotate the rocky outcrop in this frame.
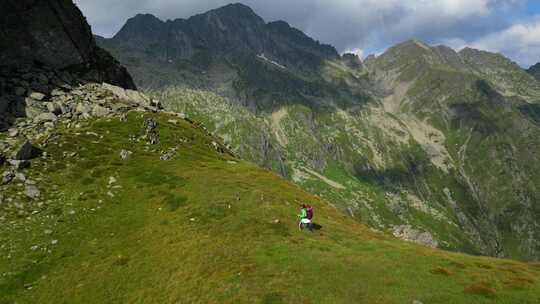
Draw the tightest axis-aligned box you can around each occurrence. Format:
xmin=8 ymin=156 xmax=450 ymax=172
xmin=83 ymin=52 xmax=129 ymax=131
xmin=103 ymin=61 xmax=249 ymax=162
xmin=0 ymin=0 xmax=138 ymax=131
xmin=0 ymin=0 xmax=135 ymax=89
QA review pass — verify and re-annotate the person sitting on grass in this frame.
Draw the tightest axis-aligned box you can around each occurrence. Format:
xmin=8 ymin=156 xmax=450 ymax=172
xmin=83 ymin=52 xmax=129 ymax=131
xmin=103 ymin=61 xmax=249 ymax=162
xmin=298 ymin=204 xmax=313 ymax=232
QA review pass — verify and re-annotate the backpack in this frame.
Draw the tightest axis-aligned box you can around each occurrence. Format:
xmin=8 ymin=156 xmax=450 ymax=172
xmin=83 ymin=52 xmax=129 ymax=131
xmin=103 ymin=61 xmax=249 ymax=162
xmin=305 ymin=205 xmax=313 ymax=219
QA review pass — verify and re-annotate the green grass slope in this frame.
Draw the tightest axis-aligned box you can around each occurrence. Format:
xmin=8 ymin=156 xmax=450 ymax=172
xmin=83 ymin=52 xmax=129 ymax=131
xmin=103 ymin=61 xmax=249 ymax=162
xmin=1 ymin=112 xmax=539 ymax=303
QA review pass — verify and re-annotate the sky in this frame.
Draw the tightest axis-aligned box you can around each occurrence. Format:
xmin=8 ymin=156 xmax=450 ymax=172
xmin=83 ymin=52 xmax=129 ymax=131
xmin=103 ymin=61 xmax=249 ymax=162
xmin=75 ymin=0 xmax=540 ymax=67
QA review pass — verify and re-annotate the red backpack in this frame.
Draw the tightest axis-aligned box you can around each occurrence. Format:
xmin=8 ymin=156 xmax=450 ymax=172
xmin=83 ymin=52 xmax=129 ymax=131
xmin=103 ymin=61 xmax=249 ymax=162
xmin=305 ymin=205 xmax=313 ymax=219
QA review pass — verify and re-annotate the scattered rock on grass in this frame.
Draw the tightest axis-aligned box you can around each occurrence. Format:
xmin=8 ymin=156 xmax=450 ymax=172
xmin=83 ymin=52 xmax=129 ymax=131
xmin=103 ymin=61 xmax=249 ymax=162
xmin=160 ymin=147 xmax=177 ymax=161
xmin=15 ymin=172 xmax=26 ymax=182
xmin=15 ymin=141 xmax=42 ymax=160
xmin=24 ymin=183 xmax=40 ymax=199
xmin=143 ymin=117 xmax=159 ymax=145
xmin=119 ymin=149 xmax=132 ymax=160
xmin=1 ymin=170 xmax=15 ymax=185
xmin=8 ymin=159 xmax=31 ymax=170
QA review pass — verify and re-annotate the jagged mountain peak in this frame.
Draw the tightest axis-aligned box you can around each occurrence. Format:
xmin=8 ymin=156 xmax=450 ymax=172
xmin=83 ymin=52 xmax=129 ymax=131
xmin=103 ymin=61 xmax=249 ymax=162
xmin=458 ymin=46 xmax=520 ymax=68
xmin=104 ymin=3 xmax=339 ymax=75
xmin=209 ymin=2 xmax=259 ymax=15
xmin=390 ymin=38 xmax=433 ymax=52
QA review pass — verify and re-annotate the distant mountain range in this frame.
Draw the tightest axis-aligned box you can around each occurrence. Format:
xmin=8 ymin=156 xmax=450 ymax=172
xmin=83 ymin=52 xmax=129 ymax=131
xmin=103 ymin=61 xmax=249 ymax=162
xmin=98 ymin=3 xmax=540 ymax=261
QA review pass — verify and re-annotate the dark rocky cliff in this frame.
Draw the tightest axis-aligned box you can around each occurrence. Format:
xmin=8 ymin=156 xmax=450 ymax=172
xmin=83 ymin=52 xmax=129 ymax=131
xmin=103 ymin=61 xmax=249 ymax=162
xmin=0 ymin=0 xmax=136 ymax=130
xmin=0 ymin=0 xmax=135 ymax=89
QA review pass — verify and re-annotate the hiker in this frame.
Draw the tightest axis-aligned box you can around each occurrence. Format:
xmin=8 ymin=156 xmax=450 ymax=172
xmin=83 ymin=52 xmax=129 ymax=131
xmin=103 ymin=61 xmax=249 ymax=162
xmin=298 ymin=204 xmax=313 ymax=232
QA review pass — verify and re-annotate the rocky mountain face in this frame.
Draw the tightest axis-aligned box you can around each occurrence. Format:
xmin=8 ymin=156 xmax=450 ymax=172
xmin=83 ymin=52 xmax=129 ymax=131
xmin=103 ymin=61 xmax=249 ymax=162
xmin=99 ymin=3 xmax=339 ymax=92
xmin=528 ymin=63 xmax=540 ymax=81
xmin=98 ymin=4 xmax=540 ymax=261
xmin=0 ymin=0 xmax=136 ymax=131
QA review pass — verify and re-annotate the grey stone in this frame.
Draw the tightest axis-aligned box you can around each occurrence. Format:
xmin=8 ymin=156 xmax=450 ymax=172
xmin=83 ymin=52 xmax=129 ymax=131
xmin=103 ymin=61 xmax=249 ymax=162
xmin=92 ymin=105 xmax=111 ymax=117
xmin=151 ymin=99 xmax=162 ymax=109
xmin=75 ymin=103 xmax=91 ymax=115
xmin=46 ymin=102 xmax=62 ymax=115
xmin=7 ymin=128 xmax=18 ymax=137
xmin=143 ymin=117 xmax=159 ymax=145
xmin=119 ymin=149 xmax=132 ymax=160
xmin=29 ymin=92 xmax=46 ymax=101
xmin=15 ymin=141 xmax=42 ymax=160
xmin=24 ymin=184 xmax=40 ymax=199
xmin=1 ymin=170 xmax=15 ymax=185
xmin=25 ymin=104 xmax=45 ymax=119
xmin=8 ymin=159 xmax=31 ymax=170
xmin=15 ymin=172 xmax=26 ymax=182
xmin=34 ymin=112 xmax=57 ymax=123
xmin=51 ymin=89 xmax=65 ymax=97
xmin=160 ymin=147 xmax=177 ymax=161
xmin=102 ymin=83 xmax=150 ymax=106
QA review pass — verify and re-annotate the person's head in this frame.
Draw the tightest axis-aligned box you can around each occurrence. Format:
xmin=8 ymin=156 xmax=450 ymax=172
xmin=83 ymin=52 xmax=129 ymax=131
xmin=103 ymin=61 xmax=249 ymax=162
xmin=301 ymin=204 xmax=306 ymax=208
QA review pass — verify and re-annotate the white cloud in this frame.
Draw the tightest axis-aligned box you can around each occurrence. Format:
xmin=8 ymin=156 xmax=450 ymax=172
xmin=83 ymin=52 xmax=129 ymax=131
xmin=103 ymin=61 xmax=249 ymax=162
xmin=438 ymin=16 xmax=540 ymax=66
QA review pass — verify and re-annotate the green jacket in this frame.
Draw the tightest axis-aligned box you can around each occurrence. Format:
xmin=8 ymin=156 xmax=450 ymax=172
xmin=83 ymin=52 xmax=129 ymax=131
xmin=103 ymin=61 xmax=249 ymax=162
xmin=298 ymin=208 xmax=307 ymax=219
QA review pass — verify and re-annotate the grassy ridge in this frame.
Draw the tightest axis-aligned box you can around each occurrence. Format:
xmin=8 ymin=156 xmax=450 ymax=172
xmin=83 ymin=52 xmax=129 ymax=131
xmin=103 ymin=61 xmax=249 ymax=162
xmin=1 ymin=112 xmax=539 ymax=303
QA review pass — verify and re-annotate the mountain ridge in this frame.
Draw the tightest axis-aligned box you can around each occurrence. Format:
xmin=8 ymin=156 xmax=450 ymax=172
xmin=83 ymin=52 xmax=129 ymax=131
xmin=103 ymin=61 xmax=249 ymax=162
xmin=98 ymin=3 xmax=540 ymax=261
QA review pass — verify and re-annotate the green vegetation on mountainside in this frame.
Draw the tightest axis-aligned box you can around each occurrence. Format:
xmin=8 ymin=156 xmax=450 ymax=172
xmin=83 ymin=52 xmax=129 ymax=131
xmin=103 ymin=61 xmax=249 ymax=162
xmin=1 ymin=112 xmax=540 ymax=303
xmin=97 ymin=5 xmax=540 ymax=261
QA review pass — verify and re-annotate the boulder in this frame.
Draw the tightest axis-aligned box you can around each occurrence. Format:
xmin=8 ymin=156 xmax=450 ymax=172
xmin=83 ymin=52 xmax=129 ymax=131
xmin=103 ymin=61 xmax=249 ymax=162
xmin=24 ymin=183 xmax=40 ymax=199
xmin=15 ymin=172 xmax=26 ymax=182
xmin=92 ymin=105 xmax=111 ymax=117
xmin=1 ymin=170 xmax=15 ymax=185
xmin=24 ymin=100 xmax=45 ymax=119
xmin=125 ymin=89 xmax=150 ymax=106
xmin=102 ymin=83 xmax=129 ymax=100
xmin=51 ymin=89 xmax=65 ymax=97
xmin=29 ymin=92 xmax=46 ymax=101
xmin=75 ymin=103 xmax=92 ymax=115
xmin=119 ymin=149 xmax=132 ymax=160
xmin=8 ymin=160 xmax=31 ymax=170
xmin=102 ymin=83 xmax=150 ymax=106
xmin=34 ymin=112 xmax=57 ymax=123
xmin=7 ymin=128 xmax=18 ymax=137
xmin=151 ymin=99 xmax=162 ymax=109
xmin=46 ymin=102 xmax=62 ymax=115
xmin=15 ymin=141 xmax=43 ymax=160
